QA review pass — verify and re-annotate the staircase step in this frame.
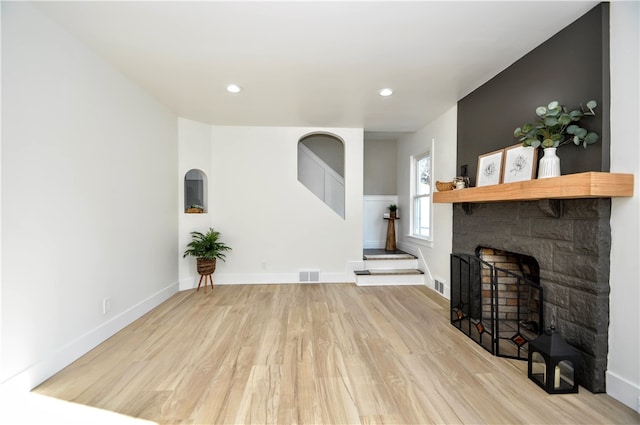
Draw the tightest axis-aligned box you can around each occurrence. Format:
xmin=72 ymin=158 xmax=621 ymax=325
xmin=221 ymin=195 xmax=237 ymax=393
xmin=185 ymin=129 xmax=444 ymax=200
xmin=357 ymin=250 xmax=425 ymax=286
xmin=354 ymin=268 xmax=425 ymax=286
xmin=363 ymin=253 xmax=417 ymax=260
xmin=355 ymin=269 xmax=424 ymax=276
xmin=363 ymin=259 xmax=419 ymax=270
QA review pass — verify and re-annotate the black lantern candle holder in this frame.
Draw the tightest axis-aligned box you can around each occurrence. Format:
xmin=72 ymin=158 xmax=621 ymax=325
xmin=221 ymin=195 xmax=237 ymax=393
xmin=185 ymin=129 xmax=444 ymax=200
xmin=528 ymin=326 xmax=581 ymax=394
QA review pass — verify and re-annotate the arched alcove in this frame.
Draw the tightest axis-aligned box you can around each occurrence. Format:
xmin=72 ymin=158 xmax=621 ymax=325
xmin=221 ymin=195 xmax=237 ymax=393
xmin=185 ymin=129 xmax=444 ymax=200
xmin=184 ymin=169 xmax=207 ymax=213
xmin=297 ymin=133 xmax=345 ymax=218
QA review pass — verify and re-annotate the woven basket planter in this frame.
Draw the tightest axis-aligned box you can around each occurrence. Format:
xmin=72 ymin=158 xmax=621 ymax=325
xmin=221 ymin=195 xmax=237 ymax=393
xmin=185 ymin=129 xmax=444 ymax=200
xmin=197 ymin=258 xmax=216 ymax=275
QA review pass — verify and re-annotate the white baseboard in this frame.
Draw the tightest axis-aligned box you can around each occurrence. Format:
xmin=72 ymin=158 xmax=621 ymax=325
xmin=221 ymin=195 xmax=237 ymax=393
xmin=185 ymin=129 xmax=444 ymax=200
xmin=2 ymin=281 xmax=179 ymax=391
xmin=606 ymin=370 xmax=640 ymax=413
xmin=181 ymin=272 xmax=354 ymax=287
xmin=363 ymin=240 xmax=385 ymax=249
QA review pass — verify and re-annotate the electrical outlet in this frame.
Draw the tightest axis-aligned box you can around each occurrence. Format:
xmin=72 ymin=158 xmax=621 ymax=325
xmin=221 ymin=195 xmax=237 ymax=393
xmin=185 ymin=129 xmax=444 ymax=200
xmin=103 ymin=297 xmax=111 ymax=314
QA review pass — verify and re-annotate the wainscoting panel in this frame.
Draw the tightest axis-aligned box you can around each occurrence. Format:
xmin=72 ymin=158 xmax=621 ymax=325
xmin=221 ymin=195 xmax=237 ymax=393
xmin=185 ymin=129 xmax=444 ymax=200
xmin=363 ymin=195 xmax=398 ymax=249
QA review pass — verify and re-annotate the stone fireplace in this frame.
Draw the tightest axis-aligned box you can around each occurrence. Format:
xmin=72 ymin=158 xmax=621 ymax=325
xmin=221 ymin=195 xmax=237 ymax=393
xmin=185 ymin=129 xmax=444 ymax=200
xmin=452 ymin=198 xmax=611 ymax=393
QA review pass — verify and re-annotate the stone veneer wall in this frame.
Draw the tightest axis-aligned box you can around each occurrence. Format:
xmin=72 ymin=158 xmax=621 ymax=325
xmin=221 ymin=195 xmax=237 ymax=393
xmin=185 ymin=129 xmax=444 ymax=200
xmin=452 ymin=198 xmax=611 ymax=392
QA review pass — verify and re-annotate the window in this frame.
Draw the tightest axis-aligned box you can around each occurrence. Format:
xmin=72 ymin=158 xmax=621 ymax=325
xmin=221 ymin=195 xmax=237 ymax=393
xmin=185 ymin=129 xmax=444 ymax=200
xmin=411 ymin=151 xmax=431 ymax=239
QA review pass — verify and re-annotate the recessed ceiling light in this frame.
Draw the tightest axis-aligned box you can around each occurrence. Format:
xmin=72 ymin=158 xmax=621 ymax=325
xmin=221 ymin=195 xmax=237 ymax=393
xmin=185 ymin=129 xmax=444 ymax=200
xmin=379 ymin=88 xmax=393 ymax=97
xmin=226 ymin=84 xmax=241 ymax=93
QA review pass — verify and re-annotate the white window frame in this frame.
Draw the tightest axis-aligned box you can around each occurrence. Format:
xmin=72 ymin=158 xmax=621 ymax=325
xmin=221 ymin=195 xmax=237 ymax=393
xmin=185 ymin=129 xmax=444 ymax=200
xmin=409 ymin=141 xmax=434 ymax=243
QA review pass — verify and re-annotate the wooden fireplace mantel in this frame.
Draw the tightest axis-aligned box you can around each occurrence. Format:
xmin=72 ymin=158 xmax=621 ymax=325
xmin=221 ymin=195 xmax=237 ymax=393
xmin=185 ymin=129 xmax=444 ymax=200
xmin=433 ymin=172 xmax=634 ymax=204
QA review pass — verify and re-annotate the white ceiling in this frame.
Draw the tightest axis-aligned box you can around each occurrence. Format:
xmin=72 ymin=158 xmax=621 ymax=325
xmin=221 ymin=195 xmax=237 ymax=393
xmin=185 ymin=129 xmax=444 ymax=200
xmin=35 ymin=1 xmax=598 ymax=138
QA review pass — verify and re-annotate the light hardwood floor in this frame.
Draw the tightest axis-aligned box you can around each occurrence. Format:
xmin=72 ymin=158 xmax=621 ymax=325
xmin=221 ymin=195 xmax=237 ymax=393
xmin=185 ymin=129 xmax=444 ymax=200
xmin=35 ymin=284 xmax=639 ymax=424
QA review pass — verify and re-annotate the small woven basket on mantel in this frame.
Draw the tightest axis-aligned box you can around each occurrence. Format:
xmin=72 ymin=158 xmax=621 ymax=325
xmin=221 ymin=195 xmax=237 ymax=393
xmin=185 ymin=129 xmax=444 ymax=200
xmin=436 ymin=181 xmax=454 ymax=191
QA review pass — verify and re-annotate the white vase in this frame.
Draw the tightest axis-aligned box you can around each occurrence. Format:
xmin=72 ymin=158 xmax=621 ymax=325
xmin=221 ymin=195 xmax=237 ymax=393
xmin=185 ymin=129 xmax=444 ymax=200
xmin=538 ymin=147 xmax=561 ymax=179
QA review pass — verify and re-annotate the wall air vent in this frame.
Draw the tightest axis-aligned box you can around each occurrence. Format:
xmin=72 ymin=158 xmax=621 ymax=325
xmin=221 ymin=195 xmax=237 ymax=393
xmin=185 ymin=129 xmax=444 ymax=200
xmin=299 ymin=270 xmax=320 ymax=283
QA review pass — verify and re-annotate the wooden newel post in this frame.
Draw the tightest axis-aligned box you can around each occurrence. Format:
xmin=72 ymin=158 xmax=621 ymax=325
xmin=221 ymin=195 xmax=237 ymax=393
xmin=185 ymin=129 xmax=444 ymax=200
xmin=385 ymin=212 xmax=398 ymax=251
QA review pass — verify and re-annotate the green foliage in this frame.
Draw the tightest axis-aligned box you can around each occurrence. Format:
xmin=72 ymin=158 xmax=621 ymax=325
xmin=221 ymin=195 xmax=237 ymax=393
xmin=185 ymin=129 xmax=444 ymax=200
xmin=388 ymin=204 xmax=398 ymax=211
xmin=514 ymin=100 xmax=599 ymax=149
xmin=183 ymin=228 xmax=232 ymax=261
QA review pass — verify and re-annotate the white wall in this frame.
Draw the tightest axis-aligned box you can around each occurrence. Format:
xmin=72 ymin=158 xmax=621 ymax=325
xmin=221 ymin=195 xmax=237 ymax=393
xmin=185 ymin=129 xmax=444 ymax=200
xmin=178 ymin=125 xmax=364 ymax=285
xmin=608 ymin=1 xmax=640 ymax=413
xmin=1 ymin=3 xmax=179 ymax=389
xmin=396 ymin=106 xmax=457 ymax=296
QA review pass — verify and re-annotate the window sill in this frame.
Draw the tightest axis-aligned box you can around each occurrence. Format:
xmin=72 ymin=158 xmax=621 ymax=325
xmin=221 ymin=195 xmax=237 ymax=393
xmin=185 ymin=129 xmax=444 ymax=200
xmin=406 ymin=234 xmax=433 ymax=248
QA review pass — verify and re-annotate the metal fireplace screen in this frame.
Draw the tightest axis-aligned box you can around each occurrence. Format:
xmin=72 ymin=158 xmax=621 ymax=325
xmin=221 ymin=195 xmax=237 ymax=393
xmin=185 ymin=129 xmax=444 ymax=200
xmin=450 ymin=253 xmax=543 ymax=360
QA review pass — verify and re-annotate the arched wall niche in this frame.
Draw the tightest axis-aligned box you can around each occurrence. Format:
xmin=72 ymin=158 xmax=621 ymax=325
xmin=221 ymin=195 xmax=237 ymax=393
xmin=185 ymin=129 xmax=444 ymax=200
xmin=184 ymin=168 xmax=208 ymax=213
xmin=299 ymin=132 xmax=345 ymax=177
xmin=297 ymin=132 xmax=345 ymax=218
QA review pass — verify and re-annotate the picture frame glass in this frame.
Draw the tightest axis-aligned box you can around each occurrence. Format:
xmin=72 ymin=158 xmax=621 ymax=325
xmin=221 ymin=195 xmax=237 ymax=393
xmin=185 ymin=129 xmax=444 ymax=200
xmin=503 ymin=144 xmax=538 ymax=183
xmin=476 ymin=149 xmax=504 ymax=187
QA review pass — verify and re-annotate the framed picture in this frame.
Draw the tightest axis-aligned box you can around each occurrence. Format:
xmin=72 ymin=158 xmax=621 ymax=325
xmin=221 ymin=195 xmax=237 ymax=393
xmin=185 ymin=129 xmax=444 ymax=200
xmin=503 ymin=144 xmax=538 ymax=183
xmin=476 ymin=149 xmax=504 ymax=187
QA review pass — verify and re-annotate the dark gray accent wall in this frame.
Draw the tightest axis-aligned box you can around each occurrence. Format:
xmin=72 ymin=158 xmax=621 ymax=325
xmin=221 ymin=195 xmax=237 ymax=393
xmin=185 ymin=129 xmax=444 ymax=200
xmin=458 ymin=3 xmax=610 ymax=187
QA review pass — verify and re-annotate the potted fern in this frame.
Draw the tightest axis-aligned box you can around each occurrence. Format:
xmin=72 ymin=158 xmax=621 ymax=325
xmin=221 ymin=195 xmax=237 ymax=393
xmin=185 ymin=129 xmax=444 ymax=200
xmin=183 ymin=228 xmax=232 ymax=279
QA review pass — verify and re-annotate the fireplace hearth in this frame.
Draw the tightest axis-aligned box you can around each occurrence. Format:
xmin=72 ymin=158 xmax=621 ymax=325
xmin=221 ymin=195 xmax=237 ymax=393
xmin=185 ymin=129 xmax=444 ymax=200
xmin=452 ymin=198 xmax=611 ymax=393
